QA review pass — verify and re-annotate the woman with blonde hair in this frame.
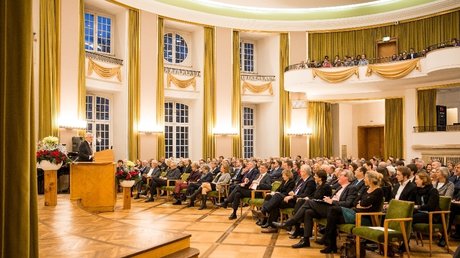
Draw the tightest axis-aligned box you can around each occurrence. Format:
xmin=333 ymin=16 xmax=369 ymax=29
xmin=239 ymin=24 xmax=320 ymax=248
xmin=320 ymin=170 xmax=384 ymax=253
xmin=199 ymin=163 xmax=231 ymax=210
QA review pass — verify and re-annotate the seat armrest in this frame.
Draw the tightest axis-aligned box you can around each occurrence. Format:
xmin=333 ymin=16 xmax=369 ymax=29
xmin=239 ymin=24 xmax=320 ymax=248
xmin=356 ymin=212 xmax=385 ymax=226
xmin=251 ymin=189 xmax=270 ymax=199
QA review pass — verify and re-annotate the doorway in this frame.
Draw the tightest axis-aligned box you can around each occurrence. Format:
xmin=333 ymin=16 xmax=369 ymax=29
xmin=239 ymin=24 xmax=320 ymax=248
xmin=377 ymin=39 xmax=397 ymax=61
xmin=358 ymin=126 xmax=384 ymax=160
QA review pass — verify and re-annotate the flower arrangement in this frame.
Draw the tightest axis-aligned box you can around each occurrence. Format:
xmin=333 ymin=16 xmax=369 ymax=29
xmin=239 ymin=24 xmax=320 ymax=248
xmin=115 ymin=160 xmax=140 ymax=181
xmin=36 ymin=136 xmax=70 ymax=165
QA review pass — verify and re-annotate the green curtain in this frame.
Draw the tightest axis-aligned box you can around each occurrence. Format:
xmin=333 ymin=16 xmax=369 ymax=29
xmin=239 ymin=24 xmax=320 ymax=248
xmin=279 ymin=33 xmax=290 ymax=157
xmin=39 ymin=0 xmax=60 ymax=139
xmin=78 ymin=0 xmax=86 ymax=121
xmin=156 ymin=17 xmax=165 ymax=159
xmin=232 ymin=30 xmax=242 ymax=158
xmin=203 ymin=26 xmax=216 ymax=159
xmin=417 ymin=89 xmax=437 ymax=132
xmin=1 ymin=0 xmax=38 ymax=256
xmin=128 ymin=9 xmax=140 ymax=161
xmin=308 ymin=10 xmax=460 ymax=62
xmin=384 ymin=98 xmax=404 ymax=159
xmin=307 ymin=102 xmax=332 ymax=158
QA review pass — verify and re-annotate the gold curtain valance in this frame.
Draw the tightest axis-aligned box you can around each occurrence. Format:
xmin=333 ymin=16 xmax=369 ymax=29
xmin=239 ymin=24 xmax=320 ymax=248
xmin=242 ymin=81 xmax=273 ymax=95
xmin=87 ymin=58 xmax=122 ymax=82
xmin=312 ymin=67 xmax=359 ymax=83
xmin=167 ymin=73 xmax=196 ymax=90
xmin=366 ymin=58 xmax=421 ymax=79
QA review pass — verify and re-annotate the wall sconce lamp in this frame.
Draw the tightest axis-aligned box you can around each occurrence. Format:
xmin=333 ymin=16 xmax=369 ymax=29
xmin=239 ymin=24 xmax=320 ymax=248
xmin=59 ymin=119 xmax=87 ymax=130
xmin=213 ymin=127 xmax=238 ymax=136
xmin=287 ymin=127 xmax=312 ymax=136
xmin=138 ymin=124 xmax=163 ymax=134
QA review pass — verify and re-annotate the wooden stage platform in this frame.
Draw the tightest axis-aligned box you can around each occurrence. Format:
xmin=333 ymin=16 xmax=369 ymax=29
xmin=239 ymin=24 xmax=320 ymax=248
xmin=38 ymin=194 xmax=198 ymax=257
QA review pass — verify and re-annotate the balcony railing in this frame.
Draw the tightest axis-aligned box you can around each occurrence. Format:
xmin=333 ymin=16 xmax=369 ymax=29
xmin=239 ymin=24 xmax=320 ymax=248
xmin=85 ymin=51 xmax=123 ymax=65
xmin=413 ymin=125 xmax=460 ymax=132
xmin=285 ymin=40 xmax=459 ymax=72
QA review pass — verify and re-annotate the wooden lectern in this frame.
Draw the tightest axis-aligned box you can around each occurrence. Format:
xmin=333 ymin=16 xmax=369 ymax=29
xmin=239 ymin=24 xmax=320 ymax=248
xmin=70 ymin=149 xmax=116 ymax=212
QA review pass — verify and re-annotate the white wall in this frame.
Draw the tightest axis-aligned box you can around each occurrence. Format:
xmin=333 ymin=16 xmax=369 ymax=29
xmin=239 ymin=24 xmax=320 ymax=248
xmin=59 ymin=0 xmax=80 ymax=148
xmin=338 ymin=103 xmax=353 ymax=159
xmin=350 ymin=101 xmax=385 ymax=158
xmin=289 ymin=31 xmax=306 ymax=65
xmin=255 ymin=34 xmax=280 ymax=158
xmin=138 ymin=11 xmax=158 ymax=160
xmin=331 ymin=103 xmax=340 ymax=157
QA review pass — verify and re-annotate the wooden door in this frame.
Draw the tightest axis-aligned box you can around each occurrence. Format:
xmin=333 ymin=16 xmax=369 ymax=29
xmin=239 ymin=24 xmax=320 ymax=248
xmin=377 ymin=41 xmax=397 ymax=60
xmin=358 ymin=126 xmax=384 ymax=160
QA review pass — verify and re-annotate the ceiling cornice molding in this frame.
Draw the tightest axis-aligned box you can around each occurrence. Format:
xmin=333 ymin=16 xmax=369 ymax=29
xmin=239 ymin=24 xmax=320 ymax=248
xmin=114 ymin=0 xmax=460 ymax=31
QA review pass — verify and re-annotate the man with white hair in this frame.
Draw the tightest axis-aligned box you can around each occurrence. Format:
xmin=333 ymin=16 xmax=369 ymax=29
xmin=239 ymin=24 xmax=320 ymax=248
xmin=78 ymin=132 xmax=93 ymax=162
xmin=145 ymin=161 xmax=181 ymax=202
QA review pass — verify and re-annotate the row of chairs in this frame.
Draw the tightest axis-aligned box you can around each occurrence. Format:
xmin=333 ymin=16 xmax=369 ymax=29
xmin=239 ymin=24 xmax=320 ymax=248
xmin=310 ymin=197 xmax=452 ymax=257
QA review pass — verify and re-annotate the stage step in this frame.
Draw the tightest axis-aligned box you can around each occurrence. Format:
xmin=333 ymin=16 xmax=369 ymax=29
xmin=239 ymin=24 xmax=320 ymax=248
xmin=128 ymin=235 xmax=192 ymax=258
xmin=163 ymin=247 xmax=200 ymax=258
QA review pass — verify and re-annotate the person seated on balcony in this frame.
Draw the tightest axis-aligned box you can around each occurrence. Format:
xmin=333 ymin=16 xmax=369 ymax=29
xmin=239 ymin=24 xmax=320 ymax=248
xmin=407 ymin=48 xmax=418 ymax=59
xmin=401 ymin=51 xmax=408 ymax=60
xmin=319 ymin=170 xmax=384 ymax=253
xmin=198 ymin=163 xmax=232 ymax=210
xmin=451 ymin=38 xmax=460 ymax=47
xmin=358 ymin=54 xmax=369 ymax=66
xmin=332 ymin=55 xmax=342 ymax=67
xmin=172 ymin=162 xmax=202 ymax=205
xmin=145 ymin=161 xmax=182 ymax=202
xmin=391 ymin=54 xmax=398 ymax=62
xmin=354 ymin=55 xmax=361 ymax=65
xmin=322 ymin=56 xmax=332 ymax=68
xmin=433 ymin=167 xmax=455 ymax=197
xmin=217 ymin=161 xmax=268 ymax=220
xmin=187 ymin=164 xmax=214 ymax=207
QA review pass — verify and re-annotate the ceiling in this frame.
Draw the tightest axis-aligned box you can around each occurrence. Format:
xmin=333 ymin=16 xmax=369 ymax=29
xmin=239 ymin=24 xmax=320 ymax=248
xmin=206 ymin=0 xmax=376 ymax=9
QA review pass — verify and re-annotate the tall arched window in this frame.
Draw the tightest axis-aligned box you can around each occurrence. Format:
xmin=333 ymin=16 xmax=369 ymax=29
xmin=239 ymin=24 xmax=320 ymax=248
xmin=165 ymin=102 xmax=190 ymax=158
xmin=86 ymin=94 xmax=112 ymax=151
xmin=242 ymin=106 xmax=255 ymax=158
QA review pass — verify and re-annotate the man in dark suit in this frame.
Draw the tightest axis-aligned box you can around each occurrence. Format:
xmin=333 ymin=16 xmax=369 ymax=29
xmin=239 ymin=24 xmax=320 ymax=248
xmin=219 ymin=161 xmax=267 ymax=220
xmin=269 ymin=160 xmax=283 ymax=182
xmin=352 ymin=166 xmax=367 ymax=197
xmin=78 ymin=133 xmax=93 ymax=162
xmin=274 ymin=169 xmax=357 ymax=248
xmin=390 ymin=166 xmax=416 ymax=202
xmin=407 ymin=48 xmax=418 ymax=59
xmin=256 ymin=164 xmax=316 ymax=233
xmin=145 ymin=161 xmax=181 ymax=202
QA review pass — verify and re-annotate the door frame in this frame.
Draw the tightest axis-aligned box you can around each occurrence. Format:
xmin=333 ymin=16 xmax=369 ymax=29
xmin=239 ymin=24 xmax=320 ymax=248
xmin=357 ymin=125 xmax=385 ymax=160
xmin=376 ymin=37 xmax=398 ymax=60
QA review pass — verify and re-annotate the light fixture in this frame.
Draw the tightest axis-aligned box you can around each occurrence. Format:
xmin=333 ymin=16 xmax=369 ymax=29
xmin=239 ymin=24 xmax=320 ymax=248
xmin=59 ymin=118 xmax=87 ymax=130
xmin=287 ymin=127 xmax=312 ymax=136
xmin=138 ymin=123 xmax=163 ymax=134
xmin=213 ymin=127 xmax=238 ymax=136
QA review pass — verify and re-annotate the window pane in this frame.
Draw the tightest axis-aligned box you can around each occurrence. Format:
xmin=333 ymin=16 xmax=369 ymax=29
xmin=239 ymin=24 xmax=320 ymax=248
xmin=163 ymin=33 xmax=173 ymax=63
xmin=175 ymin=34 xmax=188 ymax=64
xmin=97 ymin=15 xmax=112 ymax=54
xmin=84 ymin=13 xmax=95 ymax=51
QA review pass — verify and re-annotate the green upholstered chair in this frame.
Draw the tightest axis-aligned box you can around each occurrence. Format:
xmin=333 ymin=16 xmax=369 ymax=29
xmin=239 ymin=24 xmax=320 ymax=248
xmin=157 ymin=173 xmax=189 ymax=199
xmin=352 ymin=199 xmax=414 ymax=258
xmin=279 ymin=208 xmax=294 ymax=223
xmin=240 ymin=181 xmax=281 ymax=215
xmin=412 ymin=196 xmax=451 ymax=256
xmin=208 ymin=183 xmax=229 ymax=205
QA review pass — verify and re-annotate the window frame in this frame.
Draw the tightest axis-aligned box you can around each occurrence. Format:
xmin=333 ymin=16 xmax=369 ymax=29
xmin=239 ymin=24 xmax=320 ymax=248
xmin=163 ymin=29 xmax=192 ymax=67
xmin=240 ymin=39 xmax=257 ymax=73
xmin=84 ymin=10 xmax=115 ymax=55
xmin=85 ymin=93 xmax=113 ymax=152
xmin=164 ymin=101 xmax=191 ymax=159
xmin=242 ymin=105 xmax=256 ymax=159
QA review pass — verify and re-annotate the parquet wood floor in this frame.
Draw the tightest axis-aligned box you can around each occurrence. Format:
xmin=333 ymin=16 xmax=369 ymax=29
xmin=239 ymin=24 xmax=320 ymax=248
xmin=38 ymin=194 xmax=459 ymax=257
